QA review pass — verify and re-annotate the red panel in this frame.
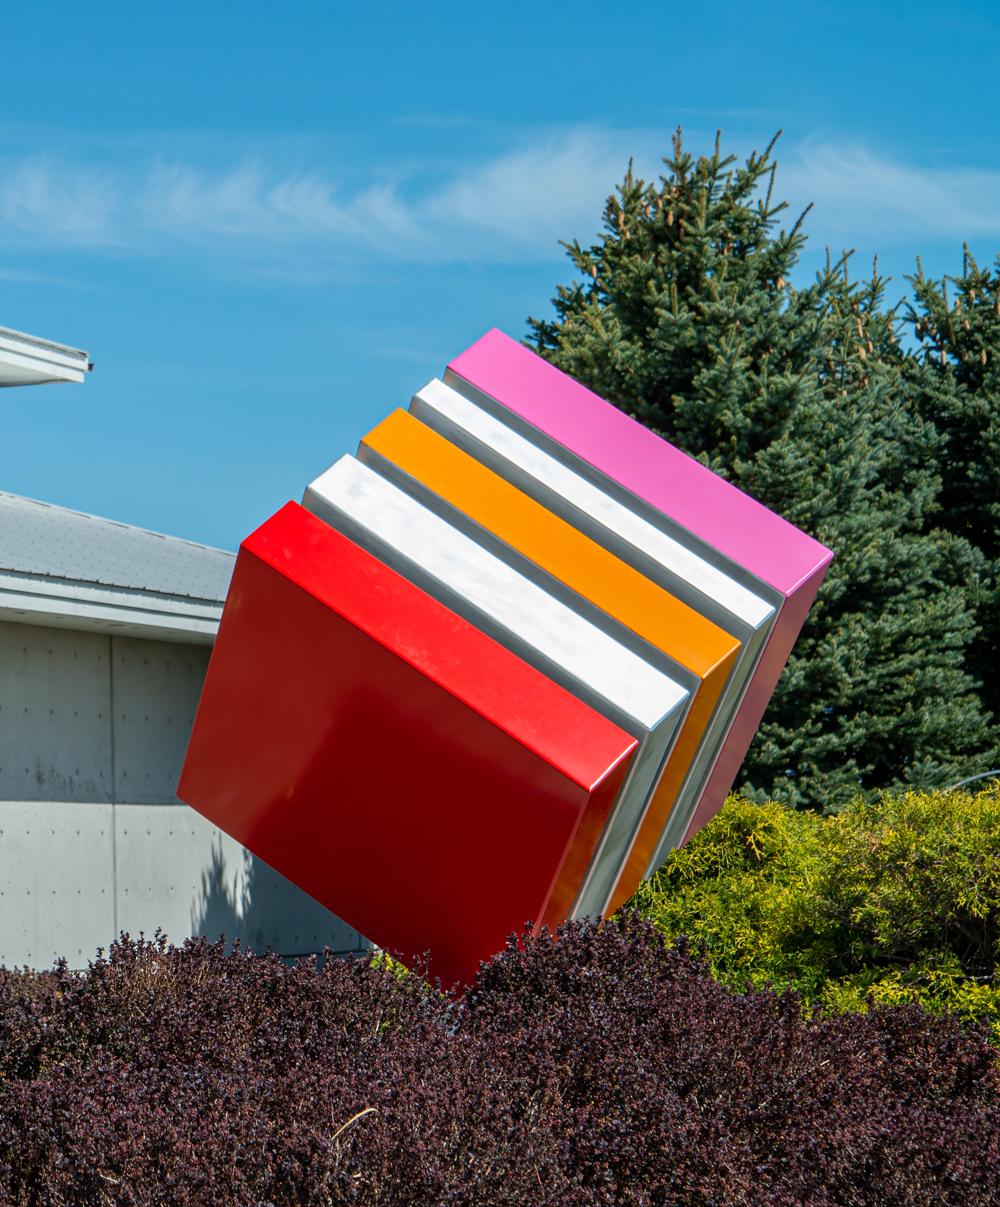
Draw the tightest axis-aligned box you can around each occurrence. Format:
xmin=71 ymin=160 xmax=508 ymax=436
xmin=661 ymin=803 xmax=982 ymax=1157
xmin=178 ymin=501 xmax=636 ymax=989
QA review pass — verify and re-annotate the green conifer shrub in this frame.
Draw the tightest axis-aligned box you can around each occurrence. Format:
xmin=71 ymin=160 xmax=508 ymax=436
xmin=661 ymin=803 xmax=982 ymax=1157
xmin=631 ymin=786 xmax=1000 ymax=1042
xmin=907 ymin=249 xmax=1000 ymax=730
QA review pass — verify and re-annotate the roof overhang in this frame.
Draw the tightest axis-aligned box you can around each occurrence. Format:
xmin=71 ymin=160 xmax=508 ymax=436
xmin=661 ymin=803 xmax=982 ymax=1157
xmin=0 ymin=326 xmax=91 ymax=387
xmin=0 ymin=570 xmax=223 ymax=644
xmin=0 ymin=492 xmax=234 ymax=645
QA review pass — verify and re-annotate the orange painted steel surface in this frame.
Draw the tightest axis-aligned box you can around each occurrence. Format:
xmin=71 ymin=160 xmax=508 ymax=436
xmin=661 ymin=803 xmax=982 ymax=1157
xmin=360 ymin=409 xmax=740 ymax=916
xmin=178 ymin=501 xmax=637 ymax=990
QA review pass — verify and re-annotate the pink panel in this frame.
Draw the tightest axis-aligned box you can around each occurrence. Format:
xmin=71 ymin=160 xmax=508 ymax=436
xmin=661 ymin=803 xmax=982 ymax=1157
xmin=446 ymin=329 xmax=834 ymax=845
xmin=680 ymin=578 xmax=823 ymax=843
xmin=447 ymin=330 xmax=831 ymax=594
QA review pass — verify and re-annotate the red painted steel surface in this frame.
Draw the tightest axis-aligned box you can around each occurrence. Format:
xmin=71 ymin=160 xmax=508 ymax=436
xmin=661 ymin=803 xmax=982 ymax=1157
xmin=178 ymin=501 xmax=637 ymax=989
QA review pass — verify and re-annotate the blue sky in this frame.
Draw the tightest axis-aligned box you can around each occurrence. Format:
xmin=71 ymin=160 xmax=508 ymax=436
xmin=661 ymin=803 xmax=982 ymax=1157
xmin=2 ymin=1 xmax=998 ymax=550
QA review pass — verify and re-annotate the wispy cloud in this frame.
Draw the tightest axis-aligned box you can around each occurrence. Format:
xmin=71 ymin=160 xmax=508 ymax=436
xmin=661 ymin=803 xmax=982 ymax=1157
xmin=1 ymin=129 xmax=997 ymax=278
xmin=424 ymin=131 xmax=643 ymax=246
xmin=0 ymin=128 xmax=651 ymax=270
xmin=1 ymin=159 xmax=126 ymax=249
xmin=782 ymin=141 xmax=1000 ymax=244
xmin=0 ymin=265 xmax=79 ymax=286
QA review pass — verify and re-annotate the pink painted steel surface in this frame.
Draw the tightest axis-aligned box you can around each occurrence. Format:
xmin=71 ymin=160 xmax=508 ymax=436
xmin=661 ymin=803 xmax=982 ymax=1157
xmin=447 ymin=330 xmax=831 ymax=593
xmin=446 ymin=329 xmax=834 ymax=848
xmin=679 ymin=581 xmax=822 ymax=844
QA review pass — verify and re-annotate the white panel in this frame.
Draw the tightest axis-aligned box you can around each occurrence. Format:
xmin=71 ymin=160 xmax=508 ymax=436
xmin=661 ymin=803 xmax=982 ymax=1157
xmin=0 ymin=800 xmax=114 ymax=968
xmin=304 ymin=457 xmax=684 ymax=731
xmin=408 ymin=380 xmax=778 ymax=892
xmin=303 ymin=456 xmax=690 ymax=918
xmin=0 ymin=621 xmax=112 ymax=802
xmin=415 ymin=379 xmax=773 ymax=626
xmin=115 ymin=805 xmax=365 ymax=957
xmin=112 ymin=637 xmax=210 ymax=804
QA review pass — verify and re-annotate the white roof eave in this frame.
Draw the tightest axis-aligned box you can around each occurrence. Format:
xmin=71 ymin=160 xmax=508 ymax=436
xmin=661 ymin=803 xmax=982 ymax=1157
xmin=0 ymin=571 xmax=223 ymax=645
xmin=0 ymin=492 xmax=235 ymax=645
xmin=0 ymin=327 xmax=91 ymax=388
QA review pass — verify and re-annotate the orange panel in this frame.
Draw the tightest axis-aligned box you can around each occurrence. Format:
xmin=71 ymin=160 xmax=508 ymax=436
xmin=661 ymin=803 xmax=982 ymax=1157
xmin=360 ymin=409 xmax=740 ymax=918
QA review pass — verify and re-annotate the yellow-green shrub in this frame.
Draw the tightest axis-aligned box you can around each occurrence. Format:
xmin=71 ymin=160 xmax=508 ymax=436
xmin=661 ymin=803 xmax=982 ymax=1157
xmin=630 ymin=786 xmax=1000 ymax=1041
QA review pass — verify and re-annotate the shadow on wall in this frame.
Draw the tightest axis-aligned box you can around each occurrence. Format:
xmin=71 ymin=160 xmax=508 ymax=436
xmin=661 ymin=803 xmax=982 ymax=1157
xmin=191 ymin=838 xmax=367 ymax=960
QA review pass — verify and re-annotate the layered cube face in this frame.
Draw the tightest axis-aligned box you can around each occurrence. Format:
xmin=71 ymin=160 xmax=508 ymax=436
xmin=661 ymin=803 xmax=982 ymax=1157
xmin=179 ymin=331 xmax=833 ymax=987
xmin=404 ymin=379 xmax=779 ymax=913
xmin=301 ymin=454 xmax=689 ymax=927
xmin=355 ymin=411 xmax=740 ymax=919
xmin=443 ymin=330 xmax=834 ymax=865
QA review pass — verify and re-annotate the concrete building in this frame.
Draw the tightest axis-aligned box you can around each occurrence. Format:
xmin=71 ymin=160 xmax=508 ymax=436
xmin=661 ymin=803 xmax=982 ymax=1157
xmin=1 ymin=327 xmax=364 ymax=967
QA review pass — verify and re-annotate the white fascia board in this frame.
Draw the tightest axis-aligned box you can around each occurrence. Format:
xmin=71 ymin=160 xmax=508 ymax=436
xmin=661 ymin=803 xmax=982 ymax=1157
xmin=0 ymin=571 xmax=221 ymax=644
xmin=0 ymin=327 xmax=91 ymax=387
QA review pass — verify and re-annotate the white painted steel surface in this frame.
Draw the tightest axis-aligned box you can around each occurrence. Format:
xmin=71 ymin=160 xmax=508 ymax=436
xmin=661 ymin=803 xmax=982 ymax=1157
xmin=303 ymin=456 xmax=690 ymax=910
xmin=409 ymin=379 xmax=777 ymax=906
xmin=416 ymin=381 xmax=770 ymax=623
xmin=357 ymin=442 xmax=700 ymax=686
xmin=305 ymin=457 xmax=684 ymax=733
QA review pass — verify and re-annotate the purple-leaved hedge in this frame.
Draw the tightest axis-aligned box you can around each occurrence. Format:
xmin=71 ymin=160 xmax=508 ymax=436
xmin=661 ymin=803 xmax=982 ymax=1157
xmin=0 ymin=915 xmax=997 ymax=1205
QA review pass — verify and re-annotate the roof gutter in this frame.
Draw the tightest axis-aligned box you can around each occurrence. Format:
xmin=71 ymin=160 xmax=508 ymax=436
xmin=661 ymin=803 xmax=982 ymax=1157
xmin=0 ymin=569 xmax=223 ymax=644
xmin=0 ymin=326 xmax=92 ymax=387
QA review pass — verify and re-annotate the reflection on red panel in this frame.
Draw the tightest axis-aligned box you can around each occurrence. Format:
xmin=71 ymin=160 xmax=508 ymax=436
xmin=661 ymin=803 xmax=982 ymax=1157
xmin=178 ymin=502 xmax=636 ymax=990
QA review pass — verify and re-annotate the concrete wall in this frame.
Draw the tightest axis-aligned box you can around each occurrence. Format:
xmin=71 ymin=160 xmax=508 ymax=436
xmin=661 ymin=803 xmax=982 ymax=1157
xmin=0 ymin=619 xmax=365 ymax=968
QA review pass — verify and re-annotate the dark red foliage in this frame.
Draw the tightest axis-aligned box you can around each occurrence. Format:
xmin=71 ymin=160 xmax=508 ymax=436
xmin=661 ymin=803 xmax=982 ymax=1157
xmin=0 ymin=916 xmax=997 ymax=1205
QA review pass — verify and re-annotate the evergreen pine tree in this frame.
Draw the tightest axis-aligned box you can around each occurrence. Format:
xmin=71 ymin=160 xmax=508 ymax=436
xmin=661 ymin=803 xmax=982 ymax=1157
xmin=907 ymin=249 xmax=1000 ymax=730
xmin=528 ymin=131 xmax=994 ymax=807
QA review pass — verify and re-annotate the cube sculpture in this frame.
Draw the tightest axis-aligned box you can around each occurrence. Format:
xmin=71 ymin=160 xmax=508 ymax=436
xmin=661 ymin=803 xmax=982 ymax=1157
xmin=179 ymin=329 xmax=833 ymax=989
